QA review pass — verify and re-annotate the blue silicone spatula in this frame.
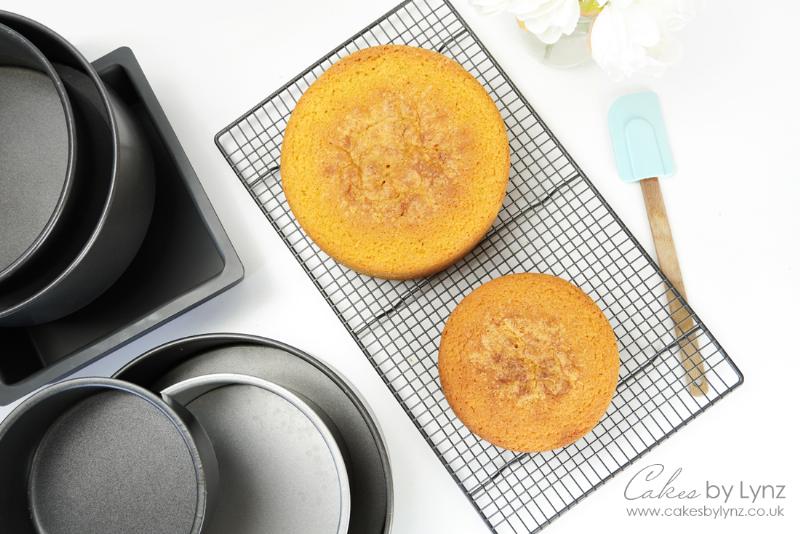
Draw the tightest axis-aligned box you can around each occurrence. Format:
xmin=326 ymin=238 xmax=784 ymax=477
xmin=608 ymin=91 xmax=708 ymax=397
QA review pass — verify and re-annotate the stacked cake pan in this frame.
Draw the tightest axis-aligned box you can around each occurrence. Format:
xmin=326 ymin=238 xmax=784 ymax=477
xmin=0 ymin=23 xmax=243 ymax=403
xmin=0 ymin=335 xmax=393 ymax=533
xmin=0 ymin=11 xmax=155 ymax=326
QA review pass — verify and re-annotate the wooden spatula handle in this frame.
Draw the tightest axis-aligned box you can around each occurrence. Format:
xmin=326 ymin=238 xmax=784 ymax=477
xmin=639 ymin=178 xmax=708 ymax=397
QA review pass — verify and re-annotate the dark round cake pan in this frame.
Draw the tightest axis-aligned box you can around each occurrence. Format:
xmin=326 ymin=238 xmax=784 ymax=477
xmin=0 ymin=377 xmax=217 ymax=534
xmin=115 ymin=334 xmax=394 ymax=534
xmin=0 ymin=23 xmax=77 ymax=284
xmin=0 ymin=11 xmax=155 ymax=326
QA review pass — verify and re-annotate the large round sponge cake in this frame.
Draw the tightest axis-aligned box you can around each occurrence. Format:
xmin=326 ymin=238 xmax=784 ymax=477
xmin=438 ymin=273 xmax=619 ymax=452
xmin=280 ymin=45 xmax=509 ymax=279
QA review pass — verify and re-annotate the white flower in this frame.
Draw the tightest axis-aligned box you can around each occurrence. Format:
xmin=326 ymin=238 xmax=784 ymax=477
xmin=514 ymin=0 xmax=581 ymax=44
xmin=590 ymin=0 xmax=694 ymax=80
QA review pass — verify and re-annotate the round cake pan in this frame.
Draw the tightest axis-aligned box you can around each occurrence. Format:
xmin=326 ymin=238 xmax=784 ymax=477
xmin=115 ymin=334 xmax=394 ymax=534
xmin=0 ymin=23 xmax=77 ymax=284
xmin=0 ymin=11 xmax=155 ymax=326
xmin=162 ymin=372 xmax=351 ymax=534
xmin=0 ymin=377 xmax=217 ymax=534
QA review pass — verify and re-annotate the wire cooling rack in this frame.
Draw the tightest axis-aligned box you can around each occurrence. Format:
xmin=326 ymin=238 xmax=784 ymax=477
xmin=215 ymin=1 xmax=743 ymax=531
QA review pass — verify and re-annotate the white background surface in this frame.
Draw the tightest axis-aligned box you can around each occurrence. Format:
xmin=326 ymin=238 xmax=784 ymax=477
xmin=2 ymin=1 xmax=799 ymax=533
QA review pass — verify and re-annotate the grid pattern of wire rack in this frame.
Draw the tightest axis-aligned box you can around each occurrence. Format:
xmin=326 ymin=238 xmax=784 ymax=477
xmin=215 ymin=1 xmax=743 ymax=532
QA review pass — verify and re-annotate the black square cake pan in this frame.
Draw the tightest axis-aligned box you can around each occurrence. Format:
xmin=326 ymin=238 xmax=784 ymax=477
xmin=0 ymin=46 xmax=243 ymax=405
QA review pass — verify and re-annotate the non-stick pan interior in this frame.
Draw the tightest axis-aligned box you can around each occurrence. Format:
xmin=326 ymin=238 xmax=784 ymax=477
xmin=29 ymin=391 xmax=200 ymax=534
xmin=0 ymin=63 xmax=112 ymax=314
xmin=0 ymin=64 xmax=114 ymax=314
xmin=0 ymin=380 xmax=209 ymax=534
xmin=0 ymin=24 xmax=73 ymax=282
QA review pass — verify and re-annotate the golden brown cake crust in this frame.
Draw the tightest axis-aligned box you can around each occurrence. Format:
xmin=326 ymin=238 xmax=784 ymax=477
xmin=280 ymin=45 xmax=509 ymax=279
xmin=438 ymin=273 xmax=620 ymax=452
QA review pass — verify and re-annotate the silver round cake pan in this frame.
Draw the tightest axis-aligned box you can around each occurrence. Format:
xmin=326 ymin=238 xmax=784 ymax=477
xmin=0 ymin=377 xmax=217 ymax=534
xmin=162 ymin=372 xmax=351 ymax=534
xmin=115 ymin=333 xmax=393 ymax=534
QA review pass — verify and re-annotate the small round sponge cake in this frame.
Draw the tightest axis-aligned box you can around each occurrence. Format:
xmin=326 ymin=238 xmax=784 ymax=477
xmin=280 ymin=45 xmax=509 ymax=279
xmin=438 ymin=273 xmax=619 ymax=452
